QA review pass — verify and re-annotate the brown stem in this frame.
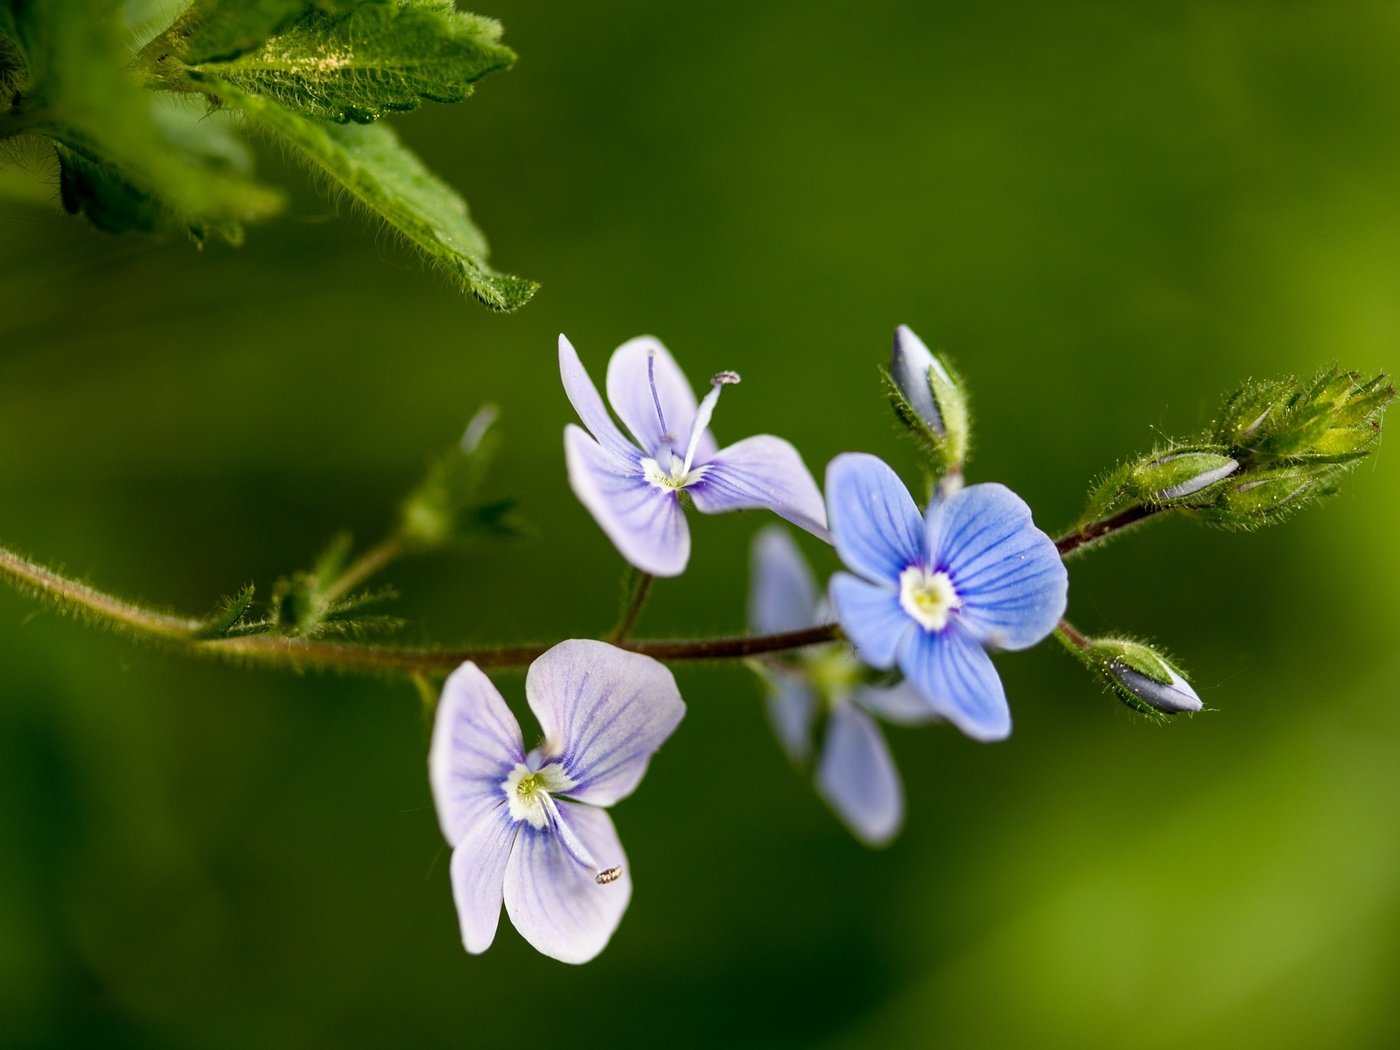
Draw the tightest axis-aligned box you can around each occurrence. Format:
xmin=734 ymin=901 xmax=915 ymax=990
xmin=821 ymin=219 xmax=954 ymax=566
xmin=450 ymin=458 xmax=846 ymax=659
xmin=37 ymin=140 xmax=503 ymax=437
xmin=1054 ymin=503 xmax=1162 ymax=558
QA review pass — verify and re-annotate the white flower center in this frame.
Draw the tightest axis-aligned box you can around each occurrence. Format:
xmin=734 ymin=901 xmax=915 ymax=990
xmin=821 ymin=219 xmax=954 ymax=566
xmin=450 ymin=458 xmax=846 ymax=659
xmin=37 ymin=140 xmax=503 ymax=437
xmin=641 ymin=454 xmax=705 ymax=491
xmin=898 ymin=565 xmax=961 ymax=632
xmin=503 ymin=762 xmax=575 ymax=828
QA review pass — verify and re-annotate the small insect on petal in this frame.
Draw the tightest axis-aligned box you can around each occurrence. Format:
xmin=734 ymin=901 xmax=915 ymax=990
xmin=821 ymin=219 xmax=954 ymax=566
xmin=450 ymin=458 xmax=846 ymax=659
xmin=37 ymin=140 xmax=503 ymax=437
xmin=595 ymin=866 xmax=623 ymax=885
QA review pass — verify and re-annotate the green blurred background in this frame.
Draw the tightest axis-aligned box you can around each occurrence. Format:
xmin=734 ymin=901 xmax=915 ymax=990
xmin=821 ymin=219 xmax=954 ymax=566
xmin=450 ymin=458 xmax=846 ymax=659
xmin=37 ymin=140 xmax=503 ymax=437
xmin=3 ymin=2 xmax=1399 ymax=1046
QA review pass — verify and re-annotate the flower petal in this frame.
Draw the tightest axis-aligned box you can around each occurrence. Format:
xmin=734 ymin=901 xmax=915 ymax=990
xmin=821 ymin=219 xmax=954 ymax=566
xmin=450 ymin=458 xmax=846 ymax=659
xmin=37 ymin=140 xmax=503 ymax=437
xmin=748 ymin=526 xmax=820 ymax=634
xmin=925 ymin=483 xmax=1068 ymax=651
xmin=526 ymin=639 xmax=685 ymax=807
xmin=606 ymin=335 xmax=715 ymax=462
xmin=829 ymin=572 xmax=910 ymax=670
xmin=897 ymin=624 xmax=1011 ymax=742
xmin=688 ymin=435 xmax=830 ymax=540
xmin=448 ymin=806 xmax=518 ymax=954
xmin=825 ymin=452 xmax=924 ymax=583
xmin=765 ymin=677 xmax=818 ymax=764
xmin=559 ymin=334 xmax=638 ymax=461
xmin=429 ymin=662 xmax=525 ymax=846
xmin=853 ymin=680 xmax=942 ymax=726
xmin=817 ymin=703 xmax=904 ymax=847
xmin=565 ymin=424 xmax=690 ymax=577
xmin=503 ymin=800 xmax=632 ymax=964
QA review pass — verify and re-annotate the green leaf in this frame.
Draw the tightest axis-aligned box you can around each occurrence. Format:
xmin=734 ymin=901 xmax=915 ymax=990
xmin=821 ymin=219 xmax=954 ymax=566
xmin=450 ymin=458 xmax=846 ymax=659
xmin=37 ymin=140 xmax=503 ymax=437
xmin=208 ymin=77 xmax=535 ymax=309
xmin=17 ymin=1 xmax=282 ymax=240
xmin=193 ymin=583 xmax=260 ymax=639
xmin=183 ymin=1 xmax=514 ymax=124
xmin=152 ymin=0 xmax=373 ymax=65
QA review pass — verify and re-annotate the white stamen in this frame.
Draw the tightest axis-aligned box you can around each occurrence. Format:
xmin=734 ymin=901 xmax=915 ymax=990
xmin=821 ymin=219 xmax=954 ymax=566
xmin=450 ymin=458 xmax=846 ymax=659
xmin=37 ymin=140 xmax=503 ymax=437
xmin=898 ymin=565 xmax=961 ymax=632
xmin=681 ymin=371 xmax=740 ymax=476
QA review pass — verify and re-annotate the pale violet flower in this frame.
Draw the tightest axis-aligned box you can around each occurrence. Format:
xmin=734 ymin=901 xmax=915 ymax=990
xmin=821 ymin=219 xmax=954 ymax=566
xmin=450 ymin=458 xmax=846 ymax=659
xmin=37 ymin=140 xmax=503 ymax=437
xmin=561 ymin=333 xmax=829 ymax=576
xmin=751 ymin=526 xmax=935 ymax=846
xmin=826 ymin=453 xmax=1067 ymax=742
xmin=429 ymin=639 xmax=684 ymax=964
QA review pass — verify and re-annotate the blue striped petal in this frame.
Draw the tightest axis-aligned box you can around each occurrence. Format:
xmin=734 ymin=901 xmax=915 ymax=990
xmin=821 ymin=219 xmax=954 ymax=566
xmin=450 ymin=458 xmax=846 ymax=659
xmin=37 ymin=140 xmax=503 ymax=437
xmin=749 ymin=526 xmax=821 ymax=634
xmin=925 ymin=482 xmax=1067 ymax=651
xmin=565 ymin=424 xmax=691 ymax=577
xmin=429 ymin=662 xmax=525 ymax=846
xmin=525 ymin=640 xmax=685 ymax=807
xmin=829 ymin=572 xmax=910 ymax=670
xmin=448 ymin=805 xmax=518 ymax=954
xmin=825 ymin=453 xmax=924 ymax=584
xmin=558 ymin=334 xmax=639 ymax=461
xmin=605 ymin=335 xmax=715 ymax=463
xmin=502 ymin=801 xmax=631 ymax=965
xmin=688 ymin=435 xmax=830 ymax=541
xmin=897 ymin=623 xmax=1011 ymax=742
xmin=817 ymin=702 xmax=904 ymax=847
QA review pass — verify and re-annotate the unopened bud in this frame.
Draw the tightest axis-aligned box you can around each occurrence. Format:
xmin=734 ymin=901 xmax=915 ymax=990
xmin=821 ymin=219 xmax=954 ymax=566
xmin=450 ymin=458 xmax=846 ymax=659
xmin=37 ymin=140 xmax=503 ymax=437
xmin=1089 ymin=638 xmax=1202 ymax=716
xmin=886 ymin=325 xmax=969 ymax=473
xmin=1217 ymin=467 xmax=1327 ymax=521
xmin=1130 ymin=448 xmax=1238 ymax=505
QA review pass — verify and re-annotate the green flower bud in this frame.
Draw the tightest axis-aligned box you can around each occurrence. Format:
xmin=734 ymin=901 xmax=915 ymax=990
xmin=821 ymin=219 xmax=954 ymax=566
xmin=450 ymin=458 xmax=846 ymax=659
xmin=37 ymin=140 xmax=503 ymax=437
xmin=885 ymin=325 xmax=970 ymax=474
xmin=1129 ymin=447 xmax=1238 ymax=506
xmin=1087 ymin=637 xmax=1202 ymax=716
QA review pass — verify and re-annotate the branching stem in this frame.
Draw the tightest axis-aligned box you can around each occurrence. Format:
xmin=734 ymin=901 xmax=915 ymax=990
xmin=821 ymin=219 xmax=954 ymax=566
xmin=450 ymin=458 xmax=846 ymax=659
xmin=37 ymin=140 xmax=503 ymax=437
xmin=0 ymin=542 xmax=840 ymax=676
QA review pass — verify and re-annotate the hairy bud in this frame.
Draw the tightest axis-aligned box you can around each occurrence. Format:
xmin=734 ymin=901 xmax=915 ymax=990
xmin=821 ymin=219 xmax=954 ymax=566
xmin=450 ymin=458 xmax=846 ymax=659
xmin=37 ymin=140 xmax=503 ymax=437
xmin=1088 ymin=637 xmax=1202 ymax=716
xmin=1129 ymin=447 xmax=1238 ymax=506
xmin=884 ymin=325 xmax=970 ymax=475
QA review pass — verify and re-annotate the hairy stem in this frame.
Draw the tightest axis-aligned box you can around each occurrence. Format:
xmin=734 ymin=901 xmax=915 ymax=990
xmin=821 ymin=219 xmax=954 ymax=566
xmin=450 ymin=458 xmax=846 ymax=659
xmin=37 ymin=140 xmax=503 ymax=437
xmin=609 ymin=571 xmax=653 ymax=643
xmin=0 ymin=542 xmax=841 ymax=676
xmin=321 ymin=536 xmax=405 ymax=606
xmin=1054 ymin=503 xmax=1163 ymax=558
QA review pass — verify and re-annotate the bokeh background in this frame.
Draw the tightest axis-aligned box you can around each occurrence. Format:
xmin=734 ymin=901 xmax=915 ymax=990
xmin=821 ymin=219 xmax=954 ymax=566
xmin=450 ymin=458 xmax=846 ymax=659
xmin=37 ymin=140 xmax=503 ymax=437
xmin=3 ymin=2 xmax=1399 ymax=1046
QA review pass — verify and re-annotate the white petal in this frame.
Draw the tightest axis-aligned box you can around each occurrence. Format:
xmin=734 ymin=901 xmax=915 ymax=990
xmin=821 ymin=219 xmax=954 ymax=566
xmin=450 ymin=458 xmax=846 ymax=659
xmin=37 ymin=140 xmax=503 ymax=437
xmin=429 ymin=663 xmax=524 ymax=846
xmin=503 ymin=801 xmax=632 ymax=964
xmin=526 ymin=639 xmax=686 ymax=807
xmin=448 ymin=806 xmax=518 ymax=954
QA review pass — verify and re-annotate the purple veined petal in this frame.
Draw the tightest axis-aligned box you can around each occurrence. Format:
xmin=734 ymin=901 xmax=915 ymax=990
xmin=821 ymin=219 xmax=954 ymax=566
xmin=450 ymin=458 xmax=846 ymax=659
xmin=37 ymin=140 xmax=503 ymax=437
xmin=688 ymin=435 xmax=830 ymax=541
xmin=825 ymin=453 xmax=924 ymax=583
xmin=829 ymin=572 xmax=910 ymax=671
xmin=749 ymin=526 xmax=821 ymax=634
xmin=765 ymin=676 xmax=818 ymax=764
xmin=925 ymin=483 xmax=1068 ymax=651
xmin=897 ymin=623 xmax=1011 ymax=742
xmin=605 ymin=336 xmax=717 ymax=463
xmin=448 ymin=805 xmax=518 ymax=954
xmin=558 ymin=334 xmax=639 ymax=461
xmin=429 ymin=662 xmax=526 ymax=846
xmin=503 ymin=800 xmax=632 ymax=964
xmin=816 ymin=702 xmax=904 ymax=847
xmin=526 ymin=639 xmax=685 ymax=807
xmin=565 ymin=424 xmax=691 ymax=577
xmin=853 ymin=679 xmax=942 ymax=726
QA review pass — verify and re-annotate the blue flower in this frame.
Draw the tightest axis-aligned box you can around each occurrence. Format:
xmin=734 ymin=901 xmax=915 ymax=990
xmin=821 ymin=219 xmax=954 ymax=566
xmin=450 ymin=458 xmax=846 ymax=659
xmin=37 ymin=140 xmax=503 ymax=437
xmin=826 ymin=453 xmax=1068 ymax=741
xmin=561 ymin=334 xmax=829 ymax=576
xmin=429 ymin=640 xmax=685 ymax=964
xmin=751 ymin=526 xmax=936 ymax=846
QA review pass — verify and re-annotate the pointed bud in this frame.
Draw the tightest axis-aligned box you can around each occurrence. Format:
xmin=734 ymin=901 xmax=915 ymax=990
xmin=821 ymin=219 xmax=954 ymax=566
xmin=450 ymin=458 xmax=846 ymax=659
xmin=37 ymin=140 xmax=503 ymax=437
xmin=1214 ymin=368 xmax=1393 ymax=466
xmin=1129 ymin=447 xmax=1238 ymax=506
xmin=884 ymin=325 xmax=970 ymax=474
xmin=1087 ymin=637 xmax=1202 ymax=716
